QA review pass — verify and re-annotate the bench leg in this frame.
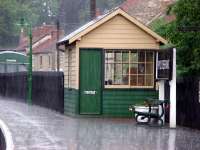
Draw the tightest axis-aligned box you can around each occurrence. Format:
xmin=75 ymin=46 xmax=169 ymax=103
xmin=158 ymin=118 xmax=164 ymax=126
xmin=136 ymin=114 xmax=150 ymax=124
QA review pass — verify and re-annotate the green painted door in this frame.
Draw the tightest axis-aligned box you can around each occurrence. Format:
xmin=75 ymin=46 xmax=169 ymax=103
xmin=80 ymin=49 xmax=102 ymax=114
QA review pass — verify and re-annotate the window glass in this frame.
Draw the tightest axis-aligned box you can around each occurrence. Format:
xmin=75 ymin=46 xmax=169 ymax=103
xmin=130 ymin=75 xmax=137 ymax=86
xmin=122 ymin=75 xmax=129 ymax=85
xmin=130 ymin=64 xmax=137 ymax=74
xmin=138 ymin=52 xmax=145 ymax=62
xmin=105 ymin=63 xmax=114 ymax=85
xmin=40 ymin=56 xmax=43 ymax=68
xmin=138 ymin=75 xmax=145 ymax=86
xmin=0 ymin=64 xmax=5 ymax=73
xmin=18 ymin=64 xmax=27 ymax=72
xmin=122 ymin=52 xmax=129 ymax=62
xmin=48 ymin=55 xmax=51 ymax=67
xmin=130 ymin=51 xmax=138 ymax=62
xmin=115 ymin=51 xmax=122 ymax=62
xmin=114 ymin=74 xmax=122 ymax=85
xmin=138 ymin=63 xmax=145 ymax=74
xmin=122 ymin=64 xmax=129 ymax=74
xmin=105 ymin=52 xmax=114 ymax=63
xmin=114 ymin=63 xmax=122 ymax=75
xmin=146 ymin=75 xmax=153 ymax=86
xmin=7 ymin=64 xmax=17 ymax=73
xmin=146 ymin=52 xmax=153 ymax=62
xmin=146 ymin=63 xmax=153 ymax=74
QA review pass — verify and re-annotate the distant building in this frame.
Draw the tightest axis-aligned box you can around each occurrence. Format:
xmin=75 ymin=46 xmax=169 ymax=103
xmin=120 ymin=0 xmax=176 ymax=25
xmin=16 ymin=25 xmax=64 ymax=71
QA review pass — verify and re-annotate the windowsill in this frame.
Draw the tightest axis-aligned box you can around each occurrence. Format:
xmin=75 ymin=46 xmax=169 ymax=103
xmin=104 ymin=85 xmax=154 ymax=89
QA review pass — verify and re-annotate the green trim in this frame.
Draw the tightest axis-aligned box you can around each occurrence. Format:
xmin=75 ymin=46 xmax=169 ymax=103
xmin=64 ymin=88 xmax=79 ymax=116
xmin=64 ymin=88 xmax=158 ymax=118
xmin=0 ymin=52 xmax=28 ymax=63
xmin=102 ymin=89 xmax=158 ymax=117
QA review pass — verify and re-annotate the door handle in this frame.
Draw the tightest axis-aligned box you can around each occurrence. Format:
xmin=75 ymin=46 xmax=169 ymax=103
xmin=84 ymin=91 xmax=97 ymax=95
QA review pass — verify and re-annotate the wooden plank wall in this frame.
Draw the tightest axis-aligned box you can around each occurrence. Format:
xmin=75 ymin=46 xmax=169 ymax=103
xmin=63 ymin=47 xmax=77 ymax=89
xmin=78 ymin=15 xmax=159 ymax=49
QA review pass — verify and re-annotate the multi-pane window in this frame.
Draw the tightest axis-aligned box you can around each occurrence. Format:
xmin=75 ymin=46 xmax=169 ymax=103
xmin=105 ymin=50 xmax=154 ymax=88
xmin=40 ymin=55 xmax=43 ymax=68
xmin=48 ymin=55 xmax=51 ymax=67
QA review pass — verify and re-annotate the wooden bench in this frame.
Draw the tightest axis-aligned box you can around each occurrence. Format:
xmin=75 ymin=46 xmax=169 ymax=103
xmin=129 ymin=98 xmax=169 ymax=126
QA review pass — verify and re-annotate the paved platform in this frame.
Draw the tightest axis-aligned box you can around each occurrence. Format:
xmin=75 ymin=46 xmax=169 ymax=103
xmin=0 ymin=98 xmax=200 ymax=150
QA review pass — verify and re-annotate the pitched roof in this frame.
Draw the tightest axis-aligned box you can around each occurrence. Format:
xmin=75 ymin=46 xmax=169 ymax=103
xmin=58 ymin=8 xmax=167 ymax=46
xmin=16 ymin=25 xmax=64 ymax=54
xmin=33 ymin=38 xmax=56 ymax=54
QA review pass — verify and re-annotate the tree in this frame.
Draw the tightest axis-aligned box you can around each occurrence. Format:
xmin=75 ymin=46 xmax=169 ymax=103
xmin=0 ymin=0 xmax=30 ymax=47
xmin=153 ymin=0 xmax=200 ymax=76
xmin=0 ymin=0 xmax=60 ymax=48
xmin=58 ymin=0 xmax=125 ymax=34
xmin=58 ymin=0 xmax=83 ymax=34
xmin=30 ymin=0 xmax=59 ymax=25
xmin=16 ymin=0 xmax=59 ymax=25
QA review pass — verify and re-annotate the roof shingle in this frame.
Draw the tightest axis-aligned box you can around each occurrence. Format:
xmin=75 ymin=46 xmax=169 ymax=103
xmin=120 ymin=0 xmax=176 ymax=25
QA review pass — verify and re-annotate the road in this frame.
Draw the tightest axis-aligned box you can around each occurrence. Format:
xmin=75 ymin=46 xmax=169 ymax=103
xmin=0 ymin=98 xmax=200 ymax=150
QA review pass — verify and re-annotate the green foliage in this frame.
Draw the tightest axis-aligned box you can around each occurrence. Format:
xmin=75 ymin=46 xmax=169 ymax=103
xmin=0 ymin=0 xmax=23 ymax=47
xmin=149 ymin=18 xmax=166 ymax=31
xmin=0 ymin=0 xmax=59 ymax=48
xmin=30 ymin=0 xmax=59 ymax=25
xmin=152 ymin=0 xmax=200 ymax=76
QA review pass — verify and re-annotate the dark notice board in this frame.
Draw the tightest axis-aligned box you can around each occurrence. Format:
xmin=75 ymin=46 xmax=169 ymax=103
xmin=156 ymin=49 xmax=173 ymax=81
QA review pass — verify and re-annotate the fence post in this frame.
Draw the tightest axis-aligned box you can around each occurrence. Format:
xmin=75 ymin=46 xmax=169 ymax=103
xmin=159 ymin=80 xmax=165 ymax=124
xmin=169 ymin=48 xmax=176 ymax=128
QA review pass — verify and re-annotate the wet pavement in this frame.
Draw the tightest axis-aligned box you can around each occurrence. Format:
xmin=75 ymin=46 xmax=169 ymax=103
xmin=0 ymin=98 xmax=200 ymax=150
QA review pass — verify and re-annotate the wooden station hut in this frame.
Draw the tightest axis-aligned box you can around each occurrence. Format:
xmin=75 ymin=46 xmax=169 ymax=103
xmin=57 ymin=8 xmax=168 ymax=117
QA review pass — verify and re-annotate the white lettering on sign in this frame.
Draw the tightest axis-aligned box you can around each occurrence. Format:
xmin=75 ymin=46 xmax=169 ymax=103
xmin=6 ymin=59 xmax=16 ymax=63
xmin=157 ymin=60 xmax=169 ymax=70
xmin=84 ymin=91 xmax=97 ymax=95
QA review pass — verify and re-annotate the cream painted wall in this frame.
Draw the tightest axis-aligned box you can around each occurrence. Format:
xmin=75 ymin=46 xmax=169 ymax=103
xmin=78 ymin=15 xmax=160 ymax=49
xmin=63 ymin=46 xmax=77 ymax=89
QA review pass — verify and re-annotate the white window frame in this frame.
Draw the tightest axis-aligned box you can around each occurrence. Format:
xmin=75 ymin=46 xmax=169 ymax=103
xmin=104 ymin=49 xmax=155 ymax=89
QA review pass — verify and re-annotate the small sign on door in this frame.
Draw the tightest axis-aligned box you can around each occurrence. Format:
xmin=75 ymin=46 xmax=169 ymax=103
xmin=84 ymin=91 xmax=97 ymax=95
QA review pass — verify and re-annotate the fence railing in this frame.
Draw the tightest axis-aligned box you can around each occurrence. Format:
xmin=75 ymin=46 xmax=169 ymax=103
xmin=164 ymin=77 xmax=200 ymax=129
xmin=176 ymin=77 xmax=200 ymax=129
xmin=0 ymin=72 xmax=64 ymax=113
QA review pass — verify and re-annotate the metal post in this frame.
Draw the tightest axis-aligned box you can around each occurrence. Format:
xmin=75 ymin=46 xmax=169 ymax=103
xmin=156 ymin=51 xmax=165 ymax=125
xmin=169 ymin=48 xmax=176 ymax=128
xmin=56 ymin=20 xmax=60 ymax=71
xmin=27 ymin=24 xmax=32 ymax=105
xmin=17 ymin=18 xmax=32 ymax=105
xmin=159 ymin=80 xmax=165 ymax=125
